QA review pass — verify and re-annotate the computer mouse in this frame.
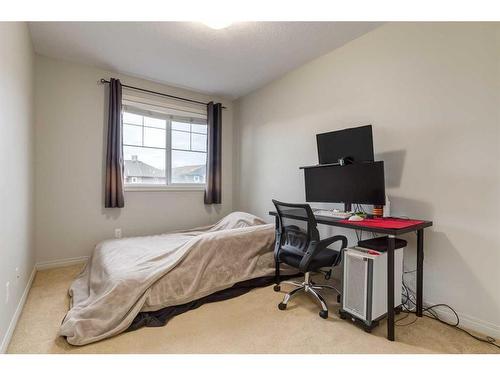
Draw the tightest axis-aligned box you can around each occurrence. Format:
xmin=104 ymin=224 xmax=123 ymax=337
xmin=348 ymin=215 xmax=364 ymax=221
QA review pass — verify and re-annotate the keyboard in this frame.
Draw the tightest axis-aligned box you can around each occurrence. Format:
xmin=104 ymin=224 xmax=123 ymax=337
xmin=314 ymin=210 xmax=352 ymax=219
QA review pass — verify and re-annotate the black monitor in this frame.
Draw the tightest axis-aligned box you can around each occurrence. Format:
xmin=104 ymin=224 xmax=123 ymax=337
xmin=304 ymin=161 xmax=385 ymax=208
xmin=316 ymin=125 xmax=374 ymax=165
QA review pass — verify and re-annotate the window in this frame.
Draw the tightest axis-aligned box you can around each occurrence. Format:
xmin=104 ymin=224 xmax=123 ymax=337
xmin=122 ymin=106 xmax=208 ymax=189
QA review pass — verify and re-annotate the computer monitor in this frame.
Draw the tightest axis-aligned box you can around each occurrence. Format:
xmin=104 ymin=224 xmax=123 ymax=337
xmin=304 ymin=161 xmax=385 ymax=209
xmin=316 ymin=125 xmax=374 ymax=165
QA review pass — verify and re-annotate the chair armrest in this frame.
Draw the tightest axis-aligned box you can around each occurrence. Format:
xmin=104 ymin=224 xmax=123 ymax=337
xmin=298 ymin=235 xmax=348 ymax=272
xmin=319 ymin=235 xmax=348 ymax=268
xmin=318 ymin=235 xmax=348 ymax=252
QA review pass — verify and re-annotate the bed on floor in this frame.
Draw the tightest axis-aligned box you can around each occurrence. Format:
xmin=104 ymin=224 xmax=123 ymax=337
xmin=59 ymin=212 xmax=295 ymax=346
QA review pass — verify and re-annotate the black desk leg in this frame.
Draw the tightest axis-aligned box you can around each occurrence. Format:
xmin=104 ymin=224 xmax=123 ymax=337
xmin=416 ymin=229 xmax=424 ymax=317
xmin=387 ymin=235 xmax=395 ymax=341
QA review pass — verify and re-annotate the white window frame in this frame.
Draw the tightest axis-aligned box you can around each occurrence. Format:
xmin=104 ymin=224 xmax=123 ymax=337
xmin=122 ymin=105 xmax=208 ymax=192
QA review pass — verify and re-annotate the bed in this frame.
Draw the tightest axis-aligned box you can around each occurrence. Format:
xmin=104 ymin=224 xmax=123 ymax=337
xmin=59 ymin=212 xmax=295 ymax=346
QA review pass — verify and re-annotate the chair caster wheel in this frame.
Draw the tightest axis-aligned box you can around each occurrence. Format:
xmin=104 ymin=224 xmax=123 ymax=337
xmin=273 ymin=285 xmax=281 ymax=292
xmin=339 ymin=310 xmax=348 ymax=320
xmin=278 ymin=302 xmax=287 ymax=310
xmin=319 ymin=310 xmax=328 ymax=319
xmin=337 ymin=294 xmax=341 ymax=303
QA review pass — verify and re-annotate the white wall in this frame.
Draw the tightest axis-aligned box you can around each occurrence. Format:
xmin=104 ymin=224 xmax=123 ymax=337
xmin=234 ymin=23 xmax=500 ymax=337
xmin=35 ymin=55 xmax=234 ymax=263
xmin=0 ymin=23 xmax=35 ymax=351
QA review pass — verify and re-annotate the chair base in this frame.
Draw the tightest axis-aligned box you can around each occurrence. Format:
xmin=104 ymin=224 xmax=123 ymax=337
xmin=276 ymin=272 xmax=340 ymax=319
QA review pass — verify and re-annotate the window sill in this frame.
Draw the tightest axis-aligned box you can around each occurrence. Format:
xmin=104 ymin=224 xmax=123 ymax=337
xmin=125 ymin=185 xmax=206 ymax=192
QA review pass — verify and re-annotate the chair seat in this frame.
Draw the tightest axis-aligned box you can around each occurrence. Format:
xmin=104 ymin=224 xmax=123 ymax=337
xmin=279 ymin=247 xmax=340 ymax=270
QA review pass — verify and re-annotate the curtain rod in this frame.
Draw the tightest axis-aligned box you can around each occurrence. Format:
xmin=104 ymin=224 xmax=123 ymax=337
xmin=99 ymin=79 xmax=226 ymax=109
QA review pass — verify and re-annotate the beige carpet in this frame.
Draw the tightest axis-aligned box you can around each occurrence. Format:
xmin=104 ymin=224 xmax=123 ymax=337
xmin=7 ymin=264 xmax=499 ymax=354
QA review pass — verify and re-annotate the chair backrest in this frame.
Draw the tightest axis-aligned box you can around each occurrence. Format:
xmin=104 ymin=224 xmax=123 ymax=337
xmin=272 ymin=200 xmax=320 ymax=254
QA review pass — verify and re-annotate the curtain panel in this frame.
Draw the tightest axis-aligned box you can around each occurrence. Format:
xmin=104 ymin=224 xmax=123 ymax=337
xmin=104 ymin=78 xmax=125 ymax=208
xmin=204 ymin=102 xmax=222 ymax=204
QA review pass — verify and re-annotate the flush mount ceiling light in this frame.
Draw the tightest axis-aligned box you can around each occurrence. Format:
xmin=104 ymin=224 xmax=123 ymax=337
xmin=202 ymin=20 xmax=233 ymax=30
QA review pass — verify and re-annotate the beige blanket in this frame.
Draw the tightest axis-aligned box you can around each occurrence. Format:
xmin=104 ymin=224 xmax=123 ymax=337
xmin=59 ymin=212 xmax=289 ymax=346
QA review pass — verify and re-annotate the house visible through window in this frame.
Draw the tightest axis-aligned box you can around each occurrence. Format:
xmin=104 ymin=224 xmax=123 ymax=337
xmin=122 ymin=105 xmax=208 ymax=187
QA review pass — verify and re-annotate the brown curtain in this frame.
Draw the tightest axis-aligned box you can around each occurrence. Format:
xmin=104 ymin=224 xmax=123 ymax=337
xmin=205 ymin=102 xmax=222 ymax=204
xmin=104 ymin=78 xmax=125 ymax=208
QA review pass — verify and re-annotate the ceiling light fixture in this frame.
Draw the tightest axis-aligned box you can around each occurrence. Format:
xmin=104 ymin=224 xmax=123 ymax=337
xmin=202 ymin=20 xmax=232 ymax=30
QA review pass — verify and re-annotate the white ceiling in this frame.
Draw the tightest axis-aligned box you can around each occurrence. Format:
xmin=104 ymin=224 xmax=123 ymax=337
xmin=28 ymin=22 xmax=382 ymax=99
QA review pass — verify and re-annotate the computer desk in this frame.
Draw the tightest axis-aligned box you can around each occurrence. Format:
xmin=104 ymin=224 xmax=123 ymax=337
xmin=269 ymin=210 xmax=433 ymax=341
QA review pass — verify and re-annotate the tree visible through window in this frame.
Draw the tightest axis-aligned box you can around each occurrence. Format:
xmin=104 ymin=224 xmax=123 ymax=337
xmin=122 ymin=108 xmax=208 ymax=187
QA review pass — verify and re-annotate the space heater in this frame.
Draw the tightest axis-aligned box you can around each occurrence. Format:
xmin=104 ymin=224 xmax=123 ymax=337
xmin=340 ymin=246 xmax=404 ymax=332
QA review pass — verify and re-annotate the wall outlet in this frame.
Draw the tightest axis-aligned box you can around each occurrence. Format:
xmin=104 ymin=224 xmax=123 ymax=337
xmin=5 ymin=281 xmax=10 ymax=305
xmin=114 ymin=228 xmax=122 ymax=239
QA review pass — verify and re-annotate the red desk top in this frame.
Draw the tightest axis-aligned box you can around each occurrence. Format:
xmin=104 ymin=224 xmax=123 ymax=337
xmin=338 ymin=217 xmax=425 ymax=229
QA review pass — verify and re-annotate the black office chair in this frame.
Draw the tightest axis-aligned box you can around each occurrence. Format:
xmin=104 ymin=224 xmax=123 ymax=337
xmin=272 ymin=200 xmax=347 ymax=319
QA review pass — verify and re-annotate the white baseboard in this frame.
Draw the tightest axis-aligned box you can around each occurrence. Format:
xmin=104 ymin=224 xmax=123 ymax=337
xmin=424 ymin=301 xmax=500 ymax=340
xmin=0 ymin=257 xmax=89 ymax=353
xmin=35 ymin=256 xmax=89 ymax=271
xmin=0 ymin=267 xmax=37 ymax=354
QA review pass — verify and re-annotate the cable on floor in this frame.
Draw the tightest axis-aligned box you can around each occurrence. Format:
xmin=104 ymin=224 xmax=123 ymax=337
xmin=399 ymin=270 xmax=499 ymax=349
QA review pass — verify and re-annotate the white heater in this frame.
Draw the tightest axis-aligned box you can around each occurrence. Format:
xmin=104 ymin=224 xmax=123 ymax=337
xmin=341 ymin=246 xmax=404 ymax=328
